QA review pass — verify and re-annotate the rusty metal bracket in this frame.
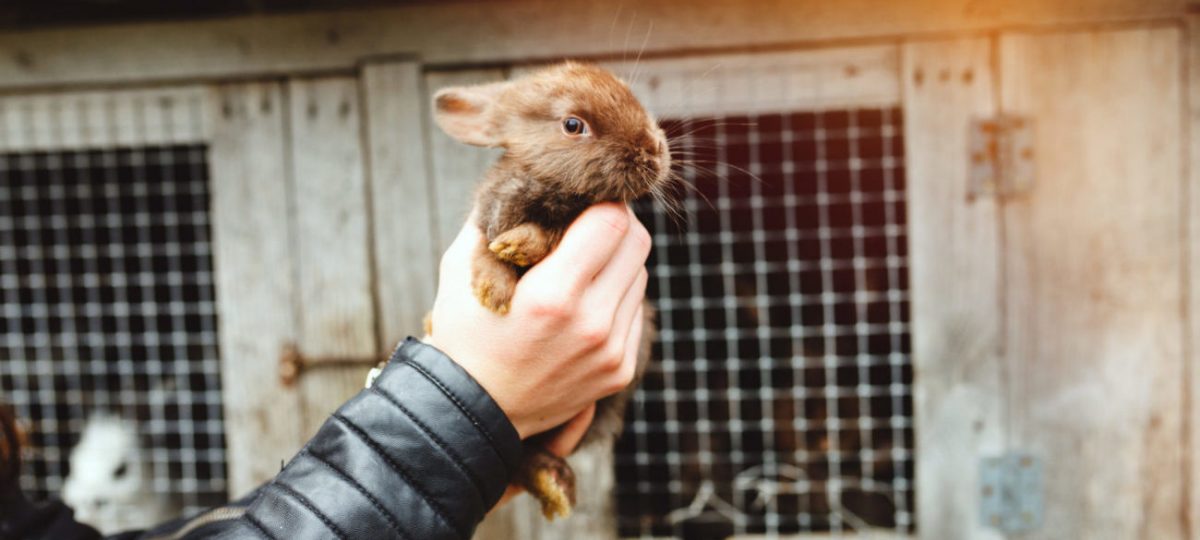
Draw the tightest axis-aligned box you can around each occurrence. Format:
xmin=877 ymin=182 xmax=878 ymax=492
xmin=278 ymin=343 xmax=384 ymax=387
xmin=968 ymin=115 xmax=1035 ymax=200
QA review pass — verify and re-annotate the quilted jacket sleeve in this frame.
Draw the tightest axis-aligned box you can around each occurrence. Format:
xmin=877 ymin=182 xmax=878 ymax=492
xmin=154 ymin=338 xmax=523 ymax=540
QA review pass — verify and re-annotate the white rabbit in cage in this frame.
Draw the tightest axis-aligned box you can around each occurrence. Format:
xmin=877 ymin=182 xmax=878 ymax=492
xmin=61 ymin=414 xmax=181 ymax=535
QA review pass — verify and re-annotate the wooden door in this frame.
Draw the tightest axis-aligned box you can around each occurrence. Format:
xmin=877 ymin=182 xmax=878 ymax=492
xmin=904 ymin=24 xmax=1187 ymax=540
xmin=998 ymin=26 xmax=1185 ymax=540
xmin=210 ymin=76 xmax=385 ymax=496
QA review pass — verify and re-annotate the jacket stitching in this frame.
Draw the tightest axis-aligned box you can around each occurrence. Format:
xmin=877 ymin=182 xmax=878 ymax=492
xmin=401 ymin=359 xmax=507 ymax=466
xmin=242 ymin=513 xmax=277 ymax=540
xmin=370 ymin=385 xmax=490 ymax=501
xmin=271 ymin=480 xmax=349 ymax=540
xmin=331 ymin=413 xmax=468 ymax=540
xmin=303 ymin=449 xmax=414 ymax=540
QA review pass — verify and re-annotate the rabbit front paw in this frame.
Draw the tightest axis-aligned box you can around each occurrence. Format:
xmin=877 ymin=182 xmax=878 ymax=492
xmin=488 ymin=223 xmax=551 ymax=267
xmin=473 ymin=276 xmax=514 ymax=314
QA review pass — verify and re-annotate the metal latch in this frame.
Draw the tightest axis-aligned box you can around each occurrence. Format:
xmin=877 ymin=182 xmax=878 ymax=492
xmin=980 ymin=452 xmax=1043 ymax=534
xmin=968 ymin=115 xmax=1035 ymax=200
xmin=278 ymin=343 xmax=384 ymax=387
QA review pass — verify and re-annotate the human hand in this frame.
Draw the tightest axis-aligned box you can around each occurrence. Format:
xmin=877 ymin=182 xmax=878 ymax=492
xmin=425 ymin=202 xmax=650 ymax=439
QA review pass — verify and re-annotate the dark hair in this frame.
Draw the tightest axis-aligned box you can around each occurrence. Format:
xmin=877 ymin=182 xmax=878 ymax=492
xmin=0 ymin=403 xmax=19 ymax=490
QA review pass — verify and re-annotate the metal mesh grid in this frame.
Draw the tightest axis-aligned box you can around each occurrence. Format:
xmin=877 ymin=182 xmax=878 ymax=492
xmin=617 ymin=107 xmax=913 ymax=538
xmin=0 ymin=144 xmax=226 ymax=512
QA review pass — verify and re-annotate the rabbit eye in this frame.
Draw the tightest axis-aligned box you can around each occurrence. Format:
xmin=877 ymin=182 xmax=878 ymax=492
xmin=562 ymin=117 xmax=588 ymax=136
xmin=113 ymin=462 xmax=128 ymax=478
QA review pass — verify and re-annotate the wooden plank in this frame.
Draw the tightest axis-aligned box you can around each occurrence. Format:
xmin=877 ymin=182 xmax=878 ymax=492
xmin=423 ymin=68 xmax=506 ymax=254
xmin=286 ymin=76 xmax=378 ymax=437
xmin=515 ymin=45 xmax=902 ymax=118
xmin=360 ymin=60 xmax=439 ymax=349
xmin=901 ymin=38 xmax=1005 ymax=540
xmin=0 ymin=86 xmax=209 ymax=152
xmin=999 ymin=26 xmax=1185 ymax=539
xmin=208 ymin=81 xmax=305 ymax=496
xmin=1187 ymin=15 xmax=1200 ymax=539
xmin=0 ymin=0 xmax=1184 ymax=91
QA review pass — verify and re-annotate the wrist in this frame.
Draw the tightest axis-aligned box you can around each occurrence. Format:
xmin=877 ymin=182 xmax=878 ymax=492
xmin=422 ymin=336 xmax=532 ymax=439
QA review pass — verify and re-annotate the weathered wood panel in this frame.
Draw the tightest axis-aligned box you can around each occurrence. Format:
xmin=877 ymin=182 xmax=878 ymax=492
xmin=0 ymin=0 xmax=1185 ymax=90
xmin=1000 ymin=26 xmax=1185 ymax=539
xmin=208 ymin=82 xmax=305 ymax=496
xmin=424 ymin=68 xmax=507 ymax=254
xmin=515 ymin=45 xmax=902 ymax=117
xmin=0 ymin=86 xmax=208 ymax=152
xmin=901 ymin=38 xmax=1005 ymax=540
xmin=360 ymin=60 xmax=439 ymax=349
xmin=1187 ymin=15 xmax=1200 ymax=538
xmin=286 ymin=77 xmax=378 ymax=437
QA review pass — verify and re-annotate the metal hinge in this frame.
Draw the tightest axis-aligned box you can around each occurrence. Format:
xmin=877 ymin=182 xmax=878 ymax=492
xmin=968 ymin=115 xmax=1035 ymax=200
xmin=980 ymin=452 xmax=1043 ymax=534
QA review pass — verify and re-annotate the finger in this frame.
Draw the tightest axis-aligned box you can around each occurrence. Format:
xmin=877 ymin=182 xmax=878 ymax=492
xmin=436 ymin=210 xmax=485 ymax=302
xmin=613 ymin=303 xmax=646 ymax=394
xmin=529 ymin=203 xmax=629 ymax=291
xmin=545 ymin=403 xmax=596 ymax=457
xmin=604 ymin=267 xmax=648 ymax=353
xmin=584 ymin=212 xmax=651 ymax=314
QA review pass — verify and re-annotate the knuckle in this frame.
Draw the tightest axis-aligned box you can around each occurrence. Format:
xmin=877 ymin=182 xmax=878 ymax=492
xmin=601 ymin=344 xmax=625 ymax=371
xmin=524 ymin=289 xmax=572 ymax=321
xmin=530 ymin=300 xmax=570 ymax=322
xmin=578 ymin=321 xmax=610 ymax=348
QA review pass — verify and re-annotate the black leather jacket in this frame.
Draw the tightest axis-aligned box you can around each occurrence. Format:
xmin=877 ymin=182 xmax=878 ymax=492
xmin=1 ymin=338 xmax=523 ymax=540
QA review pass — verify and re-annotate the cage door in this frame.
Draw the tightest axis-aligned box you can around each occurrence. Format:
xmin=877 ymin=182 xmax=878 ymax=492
xmin=0 ymin=86 xmax=228 ymax=514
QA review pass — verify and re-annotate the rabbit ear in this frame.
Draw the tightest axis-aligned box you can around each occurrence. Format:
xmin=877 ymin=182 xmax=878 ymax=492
xmin=433 ymin=81 xmax=510 ymax=147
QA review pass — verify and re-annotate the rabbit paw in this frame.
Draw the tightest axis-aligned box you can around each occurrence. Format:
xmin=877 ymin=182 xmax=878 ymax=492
xmin=488 ymin=224 xmax=551 ymax=268
xmin=472 ymin=275 xmax=514 ymax=314
xmin=471 ymin=236 xmax=519 ymax=314
xmin=522 ymin=451 xmax=576 ymax=520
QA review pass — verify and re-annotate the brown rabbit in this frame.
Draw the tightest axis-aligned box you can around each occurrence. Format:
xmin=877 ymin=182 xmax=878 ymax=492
xmin=432 ymin=62 xmax=671 ymax=520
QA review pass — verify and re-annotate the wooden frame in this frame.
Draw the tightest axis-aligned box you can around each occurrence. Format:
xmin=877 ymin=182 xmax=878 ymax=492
xmin=1187 ymin=15 xmax=1199 ymax=539
xmin=0 ymin=0 xmax=1185 ymax=91
xmin=901 ymin=36 xmax=1004 ymax=540
xmin=0 ymin=86 xmax=208 ymax=152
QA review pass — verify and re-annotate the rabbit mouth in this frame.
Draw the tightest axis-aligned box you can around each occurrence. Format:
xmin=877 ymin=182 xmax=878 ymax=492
xmin=611 ymin=167 xmax=669 ymax=203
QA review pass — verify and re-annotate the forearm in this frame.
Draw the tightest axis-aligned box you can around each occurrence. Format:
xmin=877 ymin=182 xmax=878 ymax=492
xmin=244 ymin=338 xmax=521 ymax=539
xmin=156 ymin=338 xmax=521 ymax=540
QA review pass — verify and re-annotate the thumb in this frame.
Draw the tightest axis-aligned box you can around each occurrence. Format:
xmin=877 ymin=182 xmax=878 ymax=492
xmin=545 ymin=403 xmax=596 ymax=457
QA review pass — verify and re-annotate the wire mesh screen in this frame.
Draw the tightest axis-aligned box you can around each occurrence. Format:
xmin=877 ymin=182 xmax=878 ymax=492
xmin=0 ymin=144 xmax=226 ymax=512
xmin=617 ymin=107 xmax=913 ymax=538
